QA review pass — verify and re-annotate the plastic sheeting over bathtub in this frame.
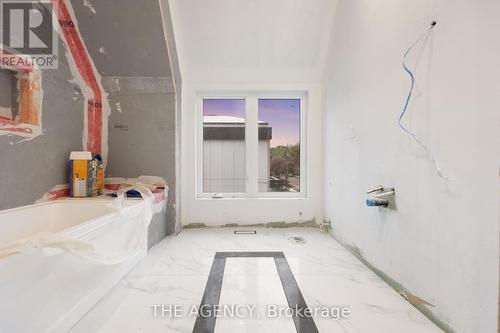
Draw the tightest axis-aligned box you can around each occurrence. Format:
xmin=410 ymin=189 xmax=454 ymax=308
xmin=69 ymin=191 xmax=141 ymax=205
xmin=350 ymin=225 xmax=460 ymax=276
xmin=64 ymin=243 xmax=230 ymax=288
xmin=0 ymin=182 xmax=164 ymax=263
xmin=0 ymin=193 xmax=166 ymax=333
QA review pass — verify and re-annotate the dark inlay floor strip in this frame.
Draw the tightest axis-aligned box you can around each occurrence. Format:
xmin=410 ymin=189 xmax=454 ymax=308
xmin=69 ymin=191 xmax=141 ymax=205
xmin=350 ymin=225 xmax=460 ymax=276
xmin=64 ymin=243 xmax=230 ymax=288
xmin=275 ymin=256 xmax=319 ymax=333
xmin=192 ymin=258 xmax=226 ymax=333
xmin=193 ymin=252 xmax=318 ymax=333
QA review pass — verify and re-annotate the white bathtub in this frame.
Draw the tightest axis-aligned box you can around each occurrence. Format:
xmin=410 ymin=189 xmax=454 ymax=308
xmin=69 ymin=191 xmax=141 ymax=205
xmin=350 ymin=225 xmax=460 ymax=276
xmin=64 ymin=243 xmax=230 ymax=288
xmin=0 ymin=199 xmax=151 ymax=333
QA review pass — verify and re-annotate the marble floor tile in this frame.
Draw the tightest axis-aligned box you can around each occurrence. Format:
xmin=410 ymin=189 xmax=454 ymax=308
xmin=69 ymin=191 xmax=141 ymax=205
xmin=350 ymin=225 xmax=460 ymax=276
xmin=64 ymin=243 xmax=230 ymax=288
xmin=71 ymin=228 xmax=444 ymax=333
xmin=215 ymin=258 xmax=296 ymax=333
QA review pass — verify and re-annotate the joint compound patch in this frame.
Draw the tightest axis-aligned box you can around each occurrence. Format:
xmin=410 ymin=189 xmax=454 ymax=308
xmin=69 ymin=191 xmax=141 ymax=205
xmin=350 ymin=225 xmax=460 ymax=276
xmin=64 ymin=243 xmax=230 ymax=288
xmin=82 ymin=0 xmax=96 ymax=14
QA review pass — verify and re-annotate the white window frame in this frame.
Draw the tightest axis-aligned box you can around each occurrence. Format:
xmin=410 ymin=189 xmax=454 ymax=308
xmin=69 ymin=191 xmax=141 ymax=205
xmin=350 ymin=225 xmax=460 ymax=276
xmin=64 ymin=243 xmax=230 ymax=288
xmin=196 ymin=91 xmax=307 ymax=199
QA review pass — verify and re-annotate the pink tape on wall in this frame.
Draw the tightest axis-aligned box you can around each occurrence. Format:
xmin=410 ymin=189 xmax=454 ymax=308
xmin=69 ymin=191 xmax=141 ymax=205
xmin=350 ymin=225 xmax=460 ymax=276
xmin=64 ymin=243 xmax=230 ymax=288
xmin=1 ymin=1 xmax=104 ymax=151
xmin=54 ymin=0 xmax=102 ymax=154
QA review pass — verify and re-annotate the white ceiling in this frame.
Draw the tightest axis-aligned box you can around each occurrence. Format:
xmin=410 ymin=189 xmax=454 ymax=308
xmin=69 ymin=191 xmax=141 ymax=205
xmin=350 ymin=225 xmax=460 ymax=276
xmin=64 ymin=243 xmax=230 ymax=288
xmin=169 ymin=0 xmax=338 ymax=83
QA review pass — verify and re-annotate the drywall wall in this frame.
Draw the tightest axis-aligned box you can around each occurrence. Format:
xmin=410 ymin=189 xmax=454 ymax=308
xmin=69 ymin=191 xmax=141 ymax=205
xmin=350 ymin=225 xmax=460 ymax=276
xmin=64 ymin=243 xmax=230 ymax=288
xmin=322 ymin=1 xmax=500 ymax=332
xmin=0 ymin=42 xmax=85 ymax=210
xmin=169 ymin=0 xmax=336 ymax=226
xmin=70 ymin=1 xmax=172 ymax=77
xmin=103 ymin=77 xmax=176 ymax=238
xmin=70 ymin=0 xmax=179 ymax=241
xmin=57 ymin=0 xmax=110 ymax=160
xmin=159 ymin=0 xmax=183 ymax=233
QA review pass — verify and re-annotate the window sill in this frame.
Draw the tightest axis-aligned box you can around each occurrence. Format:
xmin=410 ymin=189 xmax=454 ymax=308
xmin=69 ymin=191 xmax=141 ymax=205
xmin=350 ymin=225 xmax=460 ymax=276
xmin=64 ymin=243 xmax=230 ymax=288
xmin=195 ymin=194 xmax=308 ymax=200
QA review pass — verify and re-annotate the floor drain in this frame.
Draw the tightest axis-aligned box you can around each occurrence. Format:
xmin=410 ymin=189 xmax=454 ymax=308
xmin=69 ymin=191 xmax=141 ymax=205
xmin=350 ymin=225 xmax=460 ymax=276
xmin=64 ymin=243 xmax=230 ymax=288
xmin=288 ymin=236 xmax=306 ymax=244
xmin=234 ymin=230 xmax=257 ymax=235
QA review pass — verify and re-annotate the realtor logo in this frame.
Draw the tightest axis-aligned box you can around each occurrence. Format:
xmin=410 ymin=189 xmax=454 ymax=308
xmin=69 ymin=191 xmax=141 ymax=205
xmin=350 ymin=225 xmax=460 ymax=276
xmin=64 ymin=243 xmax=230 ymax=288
xmin=1 ymin=1 xmax=58 ymax=68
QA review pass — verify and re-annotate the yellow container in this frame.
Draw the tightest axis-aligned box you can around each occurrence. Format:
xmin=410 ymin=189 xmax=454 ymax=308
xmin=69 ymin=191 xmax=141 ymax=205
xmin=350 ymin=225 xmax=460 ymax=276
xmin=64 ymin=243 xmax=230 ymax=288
xmin=69 ymin=151 xmax=103 ymax=197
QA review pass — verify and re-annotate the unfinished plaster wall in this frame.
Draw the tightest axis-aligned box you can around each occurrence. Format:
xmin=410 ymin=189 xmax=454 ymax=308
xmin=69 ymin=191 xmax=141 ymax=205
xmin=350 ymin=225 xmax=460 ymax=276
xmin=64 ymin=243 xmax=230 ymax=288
xmin=0 ymin=43 xmax=85 ymax=210
xmin=322 ymin=1 xmax=500 ymax=332
xmin=70 ymin=0 xmax=179 ymax=243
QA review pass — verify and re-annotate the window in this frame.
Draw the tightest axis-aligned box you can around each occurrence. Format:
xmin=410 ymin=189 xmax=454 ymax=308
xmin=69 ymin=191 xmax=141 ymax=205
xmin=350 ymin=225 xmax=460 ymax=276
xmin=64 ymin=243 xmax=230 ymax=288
xmin=198 ymin=92 xmax=306 ymax=198
xmin=202 ymin=99 xmax=246 ymax=193
xmin=258 ymin=99 xmax=300 ymax=192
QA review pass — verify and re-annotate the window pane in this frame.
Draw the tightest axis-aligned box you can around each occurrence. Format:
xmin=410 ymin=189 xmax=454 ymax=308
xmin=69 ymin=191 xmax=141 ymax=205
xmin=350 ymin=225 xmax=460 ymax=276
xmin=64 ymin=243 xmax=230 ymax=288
xmin=203 ymin=99 xmax=246 ymax=193
xmin=258 ymin=99 xmax=300 ymax=192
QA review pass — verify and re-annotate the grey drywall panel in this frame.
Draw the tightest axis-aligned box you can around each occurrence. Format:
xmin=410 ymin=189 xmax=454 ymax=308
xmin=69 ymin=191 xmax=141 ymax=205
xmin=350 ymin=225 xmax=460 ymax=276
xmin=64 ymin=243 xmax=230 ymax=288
xmin=106 ymin=93 xmax=175 ymax=180
xmin=69 ymin=0 xmax=171 ymax=77
xmin=0 ymin=42 xmax=85 ymax=210
xmin=106 ymin=91 xmax=176 ymax=237
xmin=102 ymin=76 xmax=175 ymax=95
xmin=148 ymin=209 xmax=169 ymax=249
xmin=159 ymin=0 xmax=182 ymax=233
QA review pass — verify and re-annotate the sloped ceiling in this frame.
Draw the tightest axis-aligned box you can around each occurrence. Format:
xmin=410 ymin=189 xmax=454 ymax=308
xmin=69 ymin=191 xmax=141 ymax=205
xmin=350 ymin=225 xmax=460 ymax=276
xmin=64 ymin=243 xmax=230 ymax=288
xmin=70 ymin=0 xmax=171 ymax=77
xmin=169 ymin=0 xmax=338 ymax=83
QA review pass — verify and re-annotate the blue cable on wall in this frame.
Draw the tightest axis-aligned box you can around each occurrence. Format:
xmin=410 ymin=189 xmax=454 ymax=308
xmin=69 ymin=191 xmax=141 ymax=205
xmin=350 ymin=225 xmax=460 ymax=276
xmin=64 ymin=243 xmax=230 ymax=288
xmin=399 ymin=21 xmax=454 ymax=182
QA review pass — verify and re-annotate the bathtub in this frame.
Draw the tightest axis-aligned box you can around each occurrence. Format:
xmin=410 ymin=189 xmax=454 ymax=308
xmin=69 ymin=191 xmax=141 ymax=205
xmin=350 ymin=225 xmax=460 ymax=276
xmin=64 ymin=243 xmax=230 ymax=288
xmin=0 ymin=198 xmax=154 ymax=333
